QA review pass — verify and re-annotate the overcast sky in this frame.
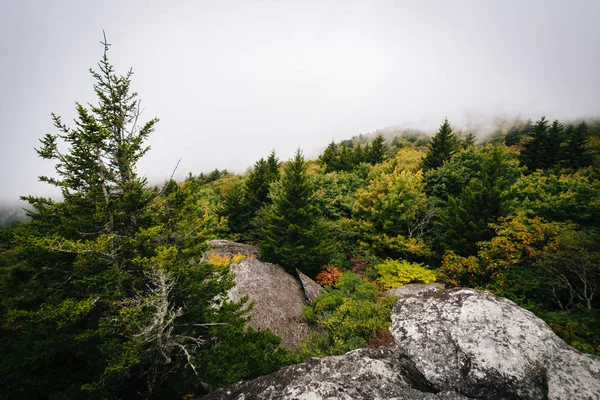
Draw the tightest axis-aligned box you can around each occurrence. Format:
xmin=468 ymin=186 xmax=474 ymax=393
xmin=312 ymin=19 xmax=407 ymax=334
xmin=1 ymin=0 xmax=599 ymax=203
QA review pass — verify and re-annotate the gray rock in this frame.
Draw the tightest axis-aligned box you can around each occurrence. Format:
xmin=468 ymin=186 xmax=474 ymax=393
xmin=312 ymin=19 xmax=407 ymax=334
xmin=205 ymin=240 xmax=260 ymax=259
xmin=391 ymin=288 xmax=600 ymax=399
xmin=386 ymin=283 xmax=445 ymax=298
xmin=201 ymin=287 xmax=600 ymax=400
xmin=296 ymin=268 xmax=325 ymax=304
xmin=228 ymin=258 xmax=313 ymax=349
xmin=202 ymin=346 xmax=469 ymax=400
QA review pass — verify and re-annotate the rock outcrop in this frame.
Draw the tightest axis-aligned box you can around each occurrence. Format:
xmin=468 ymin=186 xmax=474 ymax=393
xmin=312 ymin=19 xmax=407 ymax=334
xmin=203 ymin=287 xmax=600 ymax=400
xmin=205 ymin=240 xmax=260 ymax=259
xmin=386 ymin=282 xmax=444 ymax=298
xmin=206 ymin=240 xmax=313 ymax=348
xmin=296 ymin=269 xmax=324 ymax=304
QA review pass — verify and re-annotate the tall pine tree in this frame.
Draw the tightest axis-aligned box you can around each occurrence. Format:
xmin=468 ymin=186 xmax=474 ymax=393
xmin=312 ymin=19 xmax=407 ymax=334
xmin=422 ymin=118 xmax=459 ymax=171
xmin=259 ymin=150 xmax=332 ymax=277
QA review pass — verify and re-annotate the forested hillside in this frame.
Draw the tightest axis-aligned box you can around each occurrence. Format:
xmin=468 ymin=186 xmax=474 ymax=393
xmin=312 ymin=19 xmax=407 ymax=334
xmin=1 ymin=41 xmax=599 ymax=399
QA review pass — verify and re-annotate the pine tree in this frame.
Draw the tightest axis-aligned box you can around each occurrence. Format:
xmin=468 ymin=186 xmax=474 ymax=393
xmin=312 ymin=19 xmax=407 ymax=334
xmin=218 ymin=180 xmax=250 ymax=235
xmin=460 ymin=133 xmax=477 ymax=149
xmin=319 ymin=141 xmax=339 ymax=172
xmin=24 ymin=36 xmax=157 ymax=243
xmin=259 ymin=150 xmax=332 ymax=277
xmin=266 ymin=150 xmax=280 ymax=179
xmin=368 ymin=134 xmax=386 ymax=164
xmin=564 ymin=121 xmax=593 ymax=169
xmin=547 ymin=119 xmax=565 ymax=168
xmin=422 ymin=118 xmax=459 ymax=171
xmin=520 ymin=117 xmax=550 ymax=171
xmin=2 ymin=34 xmax=285 ymax=399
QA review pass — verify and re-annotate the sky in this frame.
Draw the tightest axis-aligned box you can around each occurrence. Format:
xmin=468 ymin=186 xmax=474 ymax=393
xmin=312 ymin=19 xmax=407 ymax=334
xmin=1 ymin=0 xmax=599 ymax=203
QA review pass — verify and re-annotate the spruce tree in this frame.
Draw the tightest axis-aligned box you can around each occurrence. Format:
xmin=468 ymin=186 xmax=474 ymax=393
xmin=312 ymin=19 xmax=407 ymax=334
xmin=422 ymin=118 xmax=459 ymax=171
xmin=368 ymin=134 xmax=386 ymax=164
xmin=2 ymin=34 xmax=284 ymax=399
xmin=564 ymin=121 xmax=593 ymax=169
xmin=320 ymin=141 xmax=339 ymax=172
xmin=520 ymin=117 xmax=550 ymax=171
xmin=547 ymin=119 xmax=565 ymax=168
xmin=259 ymin=150 xmax=332 ymax=277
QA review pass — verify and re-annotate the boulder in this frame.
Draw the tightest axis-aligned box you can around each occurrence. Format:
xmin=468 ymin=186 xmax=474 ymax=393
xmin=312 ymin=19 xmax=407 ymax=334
xmin=202 ymin=287 xmax=600 ymax=400
xmin=204 ymin=240 xmax=260 ymax=259
xmin=296 ymin=268 xmax=325 ymax=304
xmin=202 ymin=346 xmax=469 ymax=400
xmin=205 ymin=240 xmax=313 ymax=348
xmin=386 ymin=283 xmax=444 ymax=298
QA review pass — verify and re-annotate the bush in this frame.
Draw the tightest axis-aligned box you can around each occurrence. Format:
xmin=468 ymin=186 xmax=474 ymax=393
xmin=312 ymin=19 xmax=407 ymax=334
xmin=375 ymin=259 xmax=436 ymax=289
xmin=297 ymin=272 xmax=396 ymax=358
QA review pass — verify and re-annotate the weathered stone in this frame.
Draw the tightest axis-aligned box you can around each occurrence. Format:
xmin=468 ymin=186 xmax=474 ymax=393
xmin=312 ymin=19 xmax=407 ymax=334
xmin=385 ymin=283 xmax=444 ymax=298
xmin=201 ymin=287 xmax=600 ymax=400
xmin=205 ymin=240 xmax=260 ymax=259
xmin=391 ymin=288 xmax=600 ymax=399
xmin=296 ymin=268 xmax=325 ymax=304
xmin=227 ymin=257 xmax=313 ymax=349
xmin=202 ymin=346 xmax=469 ymax=400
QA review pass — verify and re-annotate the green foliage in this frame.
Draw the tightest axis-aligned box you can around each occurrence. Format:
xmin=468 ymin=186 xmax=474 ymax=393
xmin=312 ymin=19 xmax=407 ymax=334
xmin=353 ymin=160 xmax=431 ymax=260
xmin=563 ymin=121 xmax=595 ymax=169
xmin=422 ymin=118 xmax=459 ymax=171
xmin=509 ymin=168 xmax=600 ymax=227
xmin=259 ymin=150 xmax=333 ymax=277
xmin=218 ymin=152 xmax=280 ymax=240
xmin=0 ymin=37 xmax=289 ymax=400
xmin=375 ymin=259 xmax=436 ymax=289
xmin=318 ymin=135 xmax=387 ymax=173
xmin=427 ymin=144 xmax=522 ymax=257
xmin=298 ymin=272 xmax=396 ymax=357
xmin=439 ymin=212 xmax=599 ymax=352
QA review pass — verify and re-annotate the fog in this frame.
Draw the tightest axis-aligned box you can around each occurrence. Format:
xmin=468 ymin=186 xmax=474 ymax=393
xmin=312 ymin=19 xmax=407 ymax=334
xmin=1 ymin=0 xmax=599 ymax=203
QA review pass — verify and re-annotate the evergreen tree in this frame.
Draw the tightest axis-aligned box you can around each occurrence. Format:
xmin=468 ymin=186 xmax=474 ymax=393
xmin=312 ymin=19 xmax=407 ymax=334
xmin=259 ymin=150 xmax=332 ymax=277
xmin=520 ymin=117 xmax=552 ymax=171
xmin=460 ymin=133 xmax=477 ymax=149
xmin=266 ymin=150 xmax=281 ymax=179
xmin=338 ymin=145 xmax=354 ymax=171
xmin=220 ymin=152 xmax=280 ymax=240
xmin=564 ymin=121 xmax=593 ymax=169
xmin=422 ymin=118 xmax=459 ymax=171
xmin=440 ymin=145 xmax=521 ymax=256
xmin=368 ymin=135 xmax=386 ymax=164
xmin=245 ymin=158 xmax=273 ymax=211
xmin=319 ymin=141 xmax=339 ymax=173
xmin=547 ymin=119 xmax=566 ymax=168
xmin=1 ymin=35 xmax=286 ymax=399
xmin=218 ymin=180 xmax=250 ymax=235
xmin=353 ymin=144 xmax=365 ymax=165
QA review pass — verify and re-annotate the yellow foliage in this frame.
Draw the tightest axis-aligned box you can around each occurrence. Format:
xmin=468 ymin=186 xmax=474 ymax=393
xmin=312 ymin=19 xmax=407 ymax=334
xmin=232 ymin=253 xmax=247 ymax=263
xmin=375 ymin=258 xmax=436 ymax=290
xmin=206 ymin=253 xmax=231 ymax=268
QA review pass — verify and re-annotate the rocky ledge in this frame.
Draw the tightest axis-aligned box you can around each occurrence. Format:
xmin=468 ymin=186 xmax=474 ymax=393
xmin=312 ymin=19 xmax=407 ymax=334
xmin=202 ymin=287 xmax=600 ymax=400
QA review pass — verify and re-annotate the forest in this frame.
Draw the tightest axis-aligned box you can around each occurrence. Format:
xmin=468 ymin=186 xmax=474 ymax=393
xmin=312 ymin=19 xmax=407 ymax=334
xmin=1 ymin=42 xmax=599 ymax=400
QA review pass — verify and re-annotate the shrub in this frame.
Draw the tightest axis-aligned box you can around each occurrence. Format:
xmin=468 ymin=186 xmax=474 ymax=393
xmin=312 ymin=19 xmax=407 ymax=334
xmin=375 ymin=259 xmax=436 ymax=289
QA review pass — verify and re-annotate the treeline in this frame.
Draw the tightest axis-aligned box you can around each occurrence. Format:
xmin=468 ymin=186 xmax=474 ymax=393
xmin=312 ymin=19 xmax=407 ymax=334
xmin=216 ymin=114 xmax=600 ymax=356
xmin=1 ymin=38 xmax=599 ymax=400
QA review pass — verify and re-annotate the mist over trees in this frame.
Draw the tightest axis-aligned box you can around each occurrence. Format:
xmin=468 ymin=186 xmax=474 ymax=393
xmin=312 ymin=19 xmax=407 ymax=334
xmin=1 ymin=36 xmax=600 ymax=399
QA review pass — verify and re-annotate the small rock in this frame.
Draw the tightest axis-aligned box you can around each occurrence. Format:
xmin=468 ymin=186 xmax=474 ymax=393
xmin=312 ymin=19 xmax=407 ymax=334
xmin=296 ymin=269 xmax=325 ymax=304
